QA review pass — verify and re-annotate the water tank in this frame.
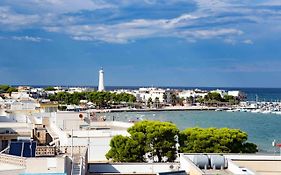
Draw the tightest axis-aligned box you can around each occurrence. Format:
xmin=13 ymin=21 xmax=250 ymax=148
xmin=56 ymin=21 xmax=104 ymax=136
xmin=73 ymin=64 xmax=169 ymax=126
xmin=193 ymin=155 xmax=209 ymax=169
xmin=210 ymin=155 xmax=227 ymax=169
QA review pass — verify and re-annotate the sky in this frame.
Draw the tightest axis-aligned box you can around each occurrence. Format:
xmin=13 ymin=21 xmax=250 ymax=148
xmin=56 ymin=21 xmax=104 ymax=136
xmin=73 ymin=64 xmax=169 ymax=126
xmin=0 ymin=0 xmax=281 ymax=87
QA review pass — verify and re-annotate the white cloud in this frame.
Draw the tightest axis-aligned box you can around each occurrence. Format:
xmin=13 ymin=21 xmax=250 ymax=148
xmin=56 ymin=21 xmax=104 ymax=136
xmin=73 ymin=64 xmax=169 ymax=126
xmin=243 ymin=39 xmax=253 ymax=44
xmin=0 ymin=6 xmax=40 ymax=29
xmin=4 ymin=0 xmax=115 ymax=14
xmin=183 ymin=29 xmax=243 ymax=39
xmin=224 ymin=38 xmax=237 ymax=45
xmin=11 ymin=36 xmax=51 ymax=42
xmin=259 ymin=0 xmax=281 ymax=6
xmin=0 ymin=0 xmax=281 ymax=44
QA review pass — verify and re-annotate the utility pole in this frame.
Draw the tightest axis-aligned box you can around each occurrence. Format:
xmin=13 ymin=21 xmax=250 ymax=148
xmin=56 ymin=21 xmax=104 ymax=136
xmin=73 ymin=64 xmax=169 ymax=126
xmin=71 ymin=129 xmax=73 ymax=158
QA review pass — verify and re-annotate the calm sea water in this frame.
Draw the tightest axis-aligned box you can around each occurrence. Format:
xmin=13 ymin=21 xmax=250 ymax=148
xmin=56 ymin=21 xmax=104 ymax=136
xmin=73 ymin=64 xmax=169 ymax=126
xmin=101 ymin=111 xmax=281 ymax=153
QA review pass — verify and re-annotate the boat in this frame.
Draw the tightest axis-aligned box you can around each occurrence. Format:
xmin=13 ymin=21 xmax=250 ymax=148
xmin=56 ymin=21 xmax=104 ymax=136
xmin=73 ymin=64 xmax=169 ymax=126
xmin=251 ymin=109 xmax=261 ymax=113
xmin=215 ymin=108 xmax=223 ymax=111
xmin=261 ymin=110 xmax=271 ymax=114
xmin=226 ymin=109 xmax=235 ymax=112
xmin=274 ymin=111 xmax=281 ymax=115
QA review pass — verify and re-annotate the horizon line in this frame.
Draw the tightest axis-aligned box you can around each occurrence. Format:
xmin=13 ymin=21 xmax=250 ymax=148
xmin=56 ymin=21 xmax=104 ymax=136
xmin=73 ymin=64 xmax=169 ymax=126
xmin=4 ymin=84 xmax=281 ymax=89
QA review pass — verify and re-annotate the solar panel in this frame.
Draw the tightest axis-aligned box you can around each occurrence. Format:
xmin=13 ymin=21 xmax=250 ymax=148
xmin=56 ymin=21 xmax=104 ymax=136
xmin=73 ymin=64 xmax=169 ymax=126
xmin=23 ymin=141 xmax=36 ymax=157
xmin=9 ymin=142 xmax=23 ymax=156
xmin=9 ymin=141 xmax=37 ymax=157
xmin=158 ymin=171 xmax=187 ymax=175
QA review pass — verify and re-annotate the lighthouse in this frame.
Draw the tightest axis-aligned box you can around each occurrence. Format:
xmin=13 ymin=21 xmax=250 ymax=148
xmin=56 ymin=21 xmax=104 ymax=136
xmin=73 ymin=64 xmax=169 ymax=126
xmin=98 ymin=68 xmax=105 ymax=91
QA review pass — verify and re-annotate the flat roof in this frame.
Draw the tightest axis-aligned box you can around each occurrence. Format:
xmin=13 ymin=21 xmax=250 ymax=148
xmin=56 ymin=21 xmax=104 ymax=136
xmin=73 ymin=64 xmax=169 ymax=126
xmin=0 ymin=162 xmax=25 ymax=171
xmin=233 ymin=160 xmax=281 ymax=175
xmin=0 ymin=122 xmax=31 ymax=129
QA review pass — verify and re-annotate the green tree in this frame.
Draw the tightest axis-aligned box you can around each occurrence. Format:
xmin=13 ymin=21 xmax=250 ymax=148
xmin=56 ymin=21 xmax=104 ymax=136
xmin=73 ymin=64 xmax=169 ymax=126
xmin=171 ymin=94 xmax=177 ymax=106
xmin=106 ymin=120 xmax=180 ymax=162
xmin=204 ymin=92 xmax=223 ymax=102
xmin=105 ymin=135 xmax=145 ymax=162
xmin=0 ymin=85 xmax=17 ymax=94
xmin=223 ymin=95 xmax=239 ymax=105
xmin=147 ymin=97 xmax=153 ymax=108
xmin=154 ymin=97 xmax=160 ymax=108
xmin=163 ymin=93 xmax=167 ymax=103
xmin=48 ymin=91 xmax=136 ymax=108
xmin=179 ymin=127 xmax=257 ymax=153
xmin=178 ymin=97 xmax=185 ymax=106
xmin=44 ymin=86 xmax=56 ymax=91
xmin=186 ymin=96 xmax=194 ymax=105
xmin=6 ymin=87 xmax=18 ymax=94
xmin=0 ymin=85 xmax=10 ymax=92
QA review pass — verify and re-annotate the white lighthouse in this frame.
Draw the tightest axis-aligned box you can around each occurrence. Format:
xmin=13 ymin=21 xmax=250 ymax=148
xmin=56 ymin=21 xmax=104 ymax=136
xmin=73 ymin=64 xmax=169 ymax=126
xmin=98 ymin=68 xmax=105 ymax=91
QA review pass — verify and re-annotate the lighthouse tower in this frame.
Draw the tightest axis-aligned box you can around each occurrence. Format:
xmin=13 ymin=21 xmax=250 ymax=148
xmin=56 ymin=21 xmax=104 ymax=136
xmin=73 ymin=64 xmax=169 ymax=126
xmin=98 ymin=68 xmax=105 ymax=91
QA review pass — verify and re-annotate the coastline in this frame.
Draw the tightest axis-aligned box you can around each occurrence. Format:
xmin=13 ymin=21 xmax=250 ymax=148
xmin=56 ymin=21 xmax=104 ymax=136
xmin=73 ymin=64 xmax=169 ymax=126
xmin=88 ymin=105 xmax=255 ymax=113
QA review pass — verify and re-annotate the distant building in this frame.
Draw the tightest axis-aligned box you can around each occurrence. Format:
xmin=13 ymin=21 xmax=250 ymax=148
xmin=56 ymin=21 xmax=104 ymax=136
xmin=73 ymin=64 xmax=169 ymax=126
xmin=10 ymin=91 xmax=30 ymax=99
xmin=178 ymin=89 xmax=208 ymax=99
xmin=135 ymin=87 xmax=172 ymax=103
xmin=98 ymin=68 xmax=105 ymax=92
xmin=228 ymin=90 xmax=244 ymax=99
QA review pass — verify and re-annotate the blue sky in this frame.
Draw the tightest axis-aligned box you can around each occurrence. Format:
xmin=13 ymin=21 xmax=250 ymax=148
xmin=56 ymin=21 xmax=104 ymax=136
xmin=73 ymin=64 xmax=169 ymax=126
xmin=0 ymin=0 xmax=281 ymax=87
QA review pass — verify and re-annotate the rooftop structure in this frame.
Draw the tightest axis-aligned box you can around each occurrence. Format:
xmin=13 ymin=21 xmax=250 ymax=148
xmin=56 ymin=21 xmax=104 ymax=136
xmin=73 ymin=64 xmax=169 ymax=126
xmin=88 ymin=154 xmax=281 ymax=175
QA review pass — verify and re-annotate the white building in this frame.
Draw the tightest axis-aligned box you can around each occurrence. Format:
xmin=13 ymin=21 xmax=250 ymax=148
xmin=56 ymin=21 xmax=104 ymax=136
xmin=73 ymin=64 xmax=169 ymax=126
xmin=68 ymin=87 xmax=88 ymax=94
xmin=135 ymin=88 xmax=172 ymax=103
xmin=228 ymin=90 xmax=242 ymax=98
xmin=10 ymin=100 xmax=39 ymax=111
xmin=178 ymin=89 xmax=208 ymax=99
xmin=45 ymin=111 xmax=132 ymax=162
xmin=10 ymin=91 xmax=30 ymax=99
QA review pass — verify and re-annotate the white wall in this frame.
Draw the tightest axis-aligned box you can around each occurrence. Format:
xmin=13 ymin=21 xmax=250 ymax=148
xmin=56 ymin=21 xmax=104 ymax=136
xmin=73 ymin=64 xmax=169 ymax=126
xmin=25 ymin=156 xmax=67 ymax=174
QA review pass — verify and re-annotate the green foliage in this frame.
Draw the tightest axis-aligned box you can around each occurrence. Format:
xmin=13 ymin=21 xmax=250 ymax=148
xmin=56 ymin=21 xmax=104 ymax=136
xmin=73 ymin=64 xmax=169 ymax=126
xmin=179 ymin=127 xmax=257 ymax=153
xmin=107 ymin=121 xmax=258 ymax=163
xmin=171 ymin=94 xmax=177 ymax=106
xmin=48 ymin=91 xmax=136 ymax=107
xmin=0 ymin=85 xmax=10 ymax=92
xmin=106 ymin=120 xmax=180 ymax=162
xmin=0 ymin=85 xmax=18 ymax=94
xmin=6 ymin=87 xmax=18 ymax=94
xmin=58 ymin=105 xmax=67 ymax=111
xmin=223 ymin=95 xmax=239 ymax=104
xmin=44 ymin=86 xmax=56 ymax=91
xmin=147 ymin=97 xmax=153 ymax=108
xmin=106 ymin=135 xmax=144 ymax=162
xmin=201 ymin=92 xmax=239 ymax=104
xmin=204 ymin=92 xmax=223 ymax=102
xmin=163 ymin=93 xmax=167 ymax=103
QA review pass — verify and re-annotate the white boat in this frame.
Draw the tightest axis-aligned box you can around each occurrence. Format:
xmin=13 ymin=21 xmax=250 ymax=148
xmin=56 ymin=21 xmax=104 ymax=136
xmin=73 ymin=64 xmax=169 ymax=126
xmin=215 ymin=108 xmax=223 ymax=111
xmin=261 ymin=110 xmax=271 ymax=114
xmin=226 ymin=109 xmax=236 ymax=112
xmin=274 ymin=111 xmax=281 ymax=115
xmin=251 ymin=109 xmax=261 ymax=113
